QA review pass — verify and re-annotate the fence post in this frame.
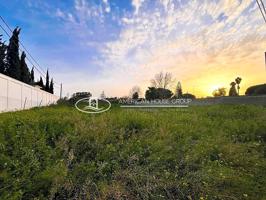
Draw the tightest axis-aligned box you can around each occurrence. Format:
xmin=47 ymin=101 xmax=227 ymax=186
xmin=6 ymin=78 xmax=9 ymax=110
xmin=60 ymin=83 xmax=62 ymax=99
xmin=31 ymin=88 xmax=32 ymax=107
xmin=39 ymin=99 xmax=42 ymax=107
xmin=23 ymin=97 xmax=27 ymax=109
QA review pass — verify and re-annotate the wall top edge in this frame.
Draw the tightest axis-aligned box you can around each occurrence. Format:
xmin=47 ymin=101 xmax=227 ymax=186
xmin=0 ymin=73 xmax=59 ymax=98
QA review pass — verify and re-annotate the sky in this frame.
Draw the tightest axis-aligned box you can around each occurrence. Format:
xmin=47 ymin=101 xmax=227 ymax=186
xmin=0 ymin=0 xmax=266 ymax=97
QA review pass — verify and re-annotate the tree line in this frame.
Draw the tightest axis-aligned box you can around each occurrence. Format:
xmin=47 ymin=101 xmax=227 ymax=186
xmin=213 ymin=77 xmax=266 ymax=97
xmin=0 ymin=27 xmax=54 ymax=94
xmin=129 ymin=72 xmax=195 ymax=100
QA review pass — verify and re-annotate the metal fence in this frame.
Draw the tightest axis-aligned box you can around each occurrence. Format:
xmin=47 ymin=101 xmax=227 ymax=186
xmin=0 ymin=73 xmax=59 ymax=113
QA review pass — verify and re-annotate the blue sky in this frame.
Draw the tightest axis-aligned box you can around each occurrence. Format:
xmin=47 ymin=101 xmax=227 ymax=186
xmin=1 ymin=0 xmax=266 ymax=97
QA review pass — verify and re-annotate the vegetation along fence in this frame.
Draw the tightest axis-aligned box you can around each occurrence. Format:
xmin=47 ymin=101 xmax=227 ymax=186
xmin=192 ymin=95 xmax=266 ymax=106
xmin=0 ymin=73 xmax=59 ymax=112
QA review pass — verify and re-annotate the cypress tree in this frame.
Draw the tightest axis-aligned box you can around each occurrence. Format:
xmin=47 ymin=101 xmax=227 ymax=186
xmin=39 ymin=76 xmax=44 ymax=88
xmin=175 ymin=81 xmax=182 ymax=98
xmin=49 ymin=78 xmax=54 ymax=94
xmin=0 ymin=35 xmax=7 ymax=74
xmin=30 ymin=67 xmax=34 ymax=83
xmin=20 ymin=51 xmax=31 ymax=83
xmin=45 ymin=70 xmax=49 ymax=92
xmin=6 ymin=27 xmax=21 ymax=80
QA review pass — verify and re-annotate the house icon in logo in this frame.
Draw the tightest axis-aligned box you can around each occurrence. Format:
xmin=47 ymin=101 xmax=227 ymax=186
xmin=75 ymin=97 xmax=111 ymax=114
xmin=83 ymin=97 xmax=103 ymax=112
xmin=89 ymin=97 xmax=99 ymax=110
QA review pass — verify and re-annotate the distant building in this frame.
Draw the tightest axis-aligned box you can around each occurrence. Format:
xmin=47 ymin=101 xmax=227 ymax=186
xmin=73 ymin=92 xmax=91 ymax=98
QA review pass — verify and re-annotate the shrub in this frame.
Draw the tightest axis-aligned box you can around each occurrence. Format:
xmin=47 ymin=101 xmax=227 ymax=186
xmin=245 ymin=84 xmax=266 ymax=96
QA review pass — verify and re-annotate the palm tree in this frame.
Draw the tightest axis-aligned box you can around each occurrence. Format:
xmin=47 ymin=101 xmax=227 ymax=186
xmin=235 ymin=77 xmax=242 ymax=95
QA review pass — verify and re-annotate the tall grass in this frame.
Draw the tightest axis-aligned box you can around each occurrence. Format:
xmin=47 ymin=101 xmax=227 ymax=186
xmin=0 ymin=105 xmax=265 ymax=199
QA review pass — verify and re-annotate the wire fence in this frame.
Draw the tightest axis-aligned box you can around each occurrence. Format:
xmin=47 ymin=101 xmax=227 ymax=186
xmin=0 ymin=73 xmax=59 ymax=113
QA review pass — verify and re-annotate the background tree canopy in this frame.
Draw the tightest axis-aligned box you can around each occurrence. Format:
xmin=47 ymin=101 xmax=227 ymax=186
xmin=145 ymin=87 xmax=173 ymax=100
xmin=245 ymin=84 xmax=266 ymax=96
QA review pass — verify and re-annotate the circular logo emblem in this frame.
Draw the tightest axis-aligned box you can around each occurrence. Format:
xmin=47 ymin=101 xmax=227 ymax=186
xmin=75 ymin=97 xmax=111 ymax=114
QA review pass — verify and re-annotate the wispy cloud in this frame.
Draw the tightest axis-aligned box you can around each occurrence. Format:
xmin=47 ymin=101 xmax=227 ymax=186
xmin=95 ymin=0 xmax=266 ymax=96
xmin=21 ymin=0 xmax=266 ymax=96
xmin=132 ymin=0 xmax=145 ymax=15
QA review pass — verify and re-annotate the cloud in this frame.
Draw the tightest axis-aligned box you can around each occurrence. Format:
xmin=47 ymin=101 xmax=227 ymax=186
xmin=132 ymin=0 xmax=145 ymax=15
xmin=160 ymin=0 xmax=171 ymax=11
xmin=102 ymin=0 xmax=111 ymax=13
xmin=96 ymin=0 xmax=266 ymax=96
xmin=55 ymin=8 xmax=65 ymax=18
xmin=50 ymin=0 xmax=266 ymax=96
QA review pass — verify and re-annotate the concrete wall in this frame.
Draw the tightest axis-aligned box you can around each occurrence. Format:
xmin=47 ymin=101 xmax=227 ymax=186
xmin=191 ymin=95 xmax=266 ymax=106
xmin=0 ymin=73 xmax=59 ymax=113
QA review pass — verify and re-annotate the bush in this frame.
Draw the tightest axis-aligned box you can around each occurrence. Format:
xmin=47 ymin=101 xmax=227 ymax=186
xmin=245 ymin=84 xmax=266 ymax=96
xmin=182 ymin=93 xmax=196 ymax=99
xmin=145 ymin=87 xmax=173 ymax=100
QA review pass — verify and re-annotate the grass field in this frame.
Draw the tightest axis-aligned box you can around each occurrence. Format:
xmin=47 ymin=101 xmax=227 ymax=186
xmin=0 ymin=104 xmax=266 ymax=200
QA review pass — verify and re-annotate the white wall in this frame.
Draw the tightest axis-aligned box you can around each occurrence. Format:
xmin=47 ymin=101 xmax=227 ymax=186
xmin=0 ymin=73 xmax=59 ymax=112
